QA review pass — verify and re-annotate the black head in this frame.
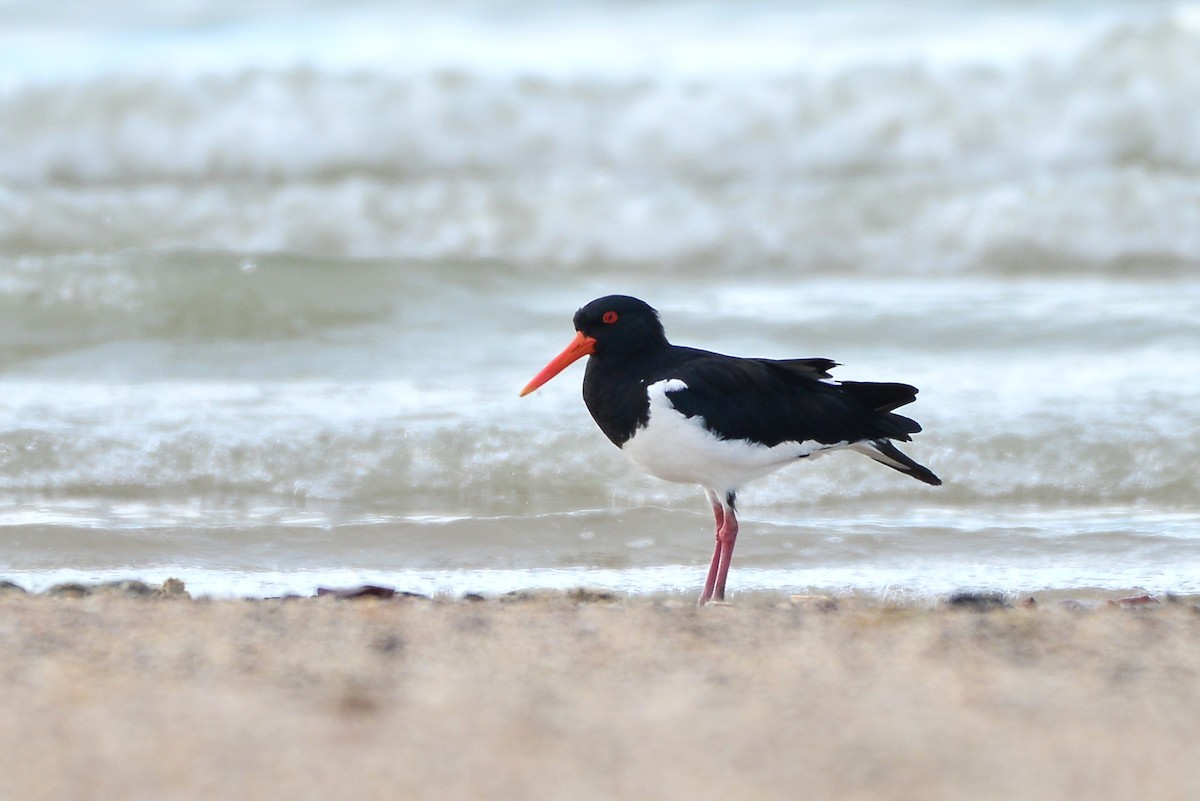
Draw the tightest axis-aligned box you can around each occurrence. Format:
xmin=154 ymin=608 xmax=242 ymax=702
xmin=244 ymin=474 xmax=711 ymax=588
xmin=520 ymin=295 xmax=668 ymax=396
xmin=572 ymin=295 xmax=668 ymax=359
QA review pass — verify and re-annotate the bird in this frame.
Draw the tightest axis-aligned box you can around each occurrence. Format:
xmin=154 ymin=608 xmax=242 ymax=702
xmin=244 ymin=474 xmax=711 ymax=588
xmin=520 ymin=295 xmax=941 ymax=605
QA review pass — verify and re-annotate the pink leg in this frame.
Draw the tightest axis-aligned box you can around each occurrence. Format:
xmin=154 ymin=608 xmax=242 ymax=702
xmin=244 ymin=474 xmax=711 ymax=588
xmin=711 ymin=505 xmax=739 ymax=602
xmin=698 ymin=495 xmax=739 ymax=605
xmin=699 ymin=501 xmax=725 ymax=604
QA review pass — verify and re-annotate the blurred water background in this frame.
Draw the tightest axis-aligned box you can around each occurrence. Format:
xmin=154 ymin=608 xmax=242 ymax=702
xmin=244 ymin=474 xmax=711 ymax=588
xmin=2 ymin=0 xmax=1198 ymax=598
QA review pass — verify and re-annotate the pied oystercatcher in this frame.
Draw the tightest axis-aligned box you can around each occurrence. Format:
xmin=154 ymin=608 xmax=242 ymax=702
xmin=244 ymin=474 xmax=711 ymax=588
xmin=521 ymin=295 xmax=941 ymax=604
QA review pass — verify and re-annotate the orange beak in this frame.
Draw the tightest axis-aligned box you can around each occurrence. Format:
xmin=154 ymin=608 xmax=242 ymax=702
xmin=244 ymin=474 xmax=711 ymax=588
xmin=520 ymin=331 xmax=597 ymax=396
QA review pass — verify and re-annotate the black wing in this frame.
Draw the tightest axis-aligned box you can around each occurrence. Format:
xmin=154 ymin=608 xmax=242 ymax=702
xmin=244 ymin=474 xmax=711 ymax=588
xmin=662 ymin=349 xmax=923 ymax=448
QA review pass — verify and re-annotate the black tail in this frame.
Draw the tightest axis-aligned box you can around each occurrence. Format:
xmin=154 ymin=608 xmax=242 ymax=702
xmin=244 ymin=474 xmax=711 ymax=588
xmin=839 ymin=381 xmax=924 ymax=440
xmin=850 ymin=439 xmax=942 ymax=486
xmin=838 ymin=381 xmax=918 ymax=414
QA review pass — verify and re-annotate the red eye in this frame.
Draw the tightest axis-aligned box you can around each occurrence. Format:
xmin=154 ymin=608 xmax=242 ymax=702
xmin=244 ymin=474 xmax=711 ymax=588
xmin=602 ymin=311 xmax=618 ymax=324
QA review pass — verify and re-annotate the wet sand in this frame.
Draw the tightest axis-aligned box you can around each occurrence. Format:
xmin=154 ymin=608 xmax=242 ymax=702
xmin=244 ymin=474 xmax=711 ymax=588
xmin=1 ymin=585 xmax=1198 ymax=801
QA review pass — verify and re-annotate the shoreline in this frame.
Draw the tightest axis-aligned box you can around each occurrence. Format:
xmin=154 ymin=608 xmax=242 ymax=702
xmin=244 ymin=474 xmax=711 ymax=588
xmin=2 ymin=584 xmax=1199 ymax=800
xmin=1 ymin=576 xmax=1192 ymax=608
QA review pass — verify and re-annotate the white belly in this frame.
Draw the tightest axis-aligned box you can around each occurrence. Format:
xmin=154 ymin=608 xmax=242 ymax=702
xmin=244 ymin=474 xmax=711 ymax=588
xmin=619 ymin=379 xmax=847 ymax=493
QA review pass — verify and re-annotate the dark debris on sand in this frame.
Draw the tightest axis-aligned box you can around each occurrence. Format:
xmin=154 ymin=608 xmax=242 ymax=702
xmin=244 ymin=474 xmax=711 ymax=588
xmin=0 ymin=578 xmax=191 ymax=599
xmin=3 ymin=579 xmax=1194 ymax=613
xmin=945 ymin=591 xmax=1013 ymax=611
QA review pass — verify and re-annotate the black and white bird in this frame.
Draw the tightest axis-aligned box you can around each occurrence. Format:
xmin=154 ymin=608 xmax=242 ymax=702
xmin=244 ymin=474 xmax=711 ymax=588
xmin=521 ymin=295 xmax=941 ymax=605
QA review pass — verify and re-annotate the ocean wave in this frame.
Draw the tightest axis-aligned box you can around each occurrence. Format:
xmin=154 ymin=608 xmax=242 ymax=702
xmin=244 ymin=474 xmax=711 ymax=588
xmin=2 ymin=248 xmax=1194 ymax=379
xmin=4 ymin=167 xmax=1200 ymax=274
xmin=1 ymin=407 xmax=1196 ymax=517
xmin=4 ymin=14 xmax=1199 ymax=273
xmin=4 ymin=16 xmax=1200 ymax=185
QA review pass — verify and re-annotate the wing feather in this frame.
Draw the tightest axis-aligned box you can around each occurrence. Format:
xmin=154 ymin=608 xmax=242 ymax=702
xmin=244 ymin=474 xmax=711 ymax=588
xmin=661 ymin=350 xmax=921 ymax=447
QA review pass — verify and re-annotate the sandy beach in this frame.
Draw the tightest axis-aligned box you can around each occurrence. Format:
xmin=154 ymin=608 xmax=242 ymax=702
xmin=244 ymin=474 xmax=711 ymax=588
xmin=0 ymin=584 xmax=1197 ymax=801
